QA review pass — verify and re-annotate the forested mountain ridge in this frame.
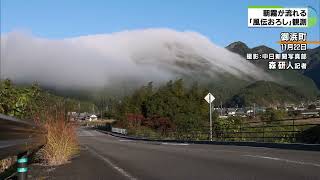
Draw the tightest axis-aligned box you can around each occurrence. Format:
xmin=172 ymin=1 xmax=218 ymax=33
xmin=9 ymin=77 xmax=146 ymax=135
xmin=226 ymin=41 xmax=319 ymax=97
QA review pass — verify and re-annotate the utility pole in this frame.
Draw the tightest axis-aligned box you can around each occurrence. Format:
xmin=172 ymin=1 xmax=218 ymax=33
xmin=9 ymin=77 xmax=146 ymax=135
xmin=101 ymin=109 xmax=103 ymax=120
xmin=0 ymin=42 xmax=3 ymax=82
xmin=210 ymin=99 xmax=212 ymax=141
xmin=220 ymin=101 xmax=223 ymax=116
xmin=0 ymin=51 xmax=1 ymax=81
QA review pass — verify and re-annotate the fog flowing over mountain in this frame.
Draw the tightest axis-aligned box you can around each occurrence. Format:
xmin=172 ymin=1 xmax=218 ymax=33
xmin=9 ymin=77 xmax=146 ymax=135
xmin=0 ymin=28 xmax=272 ymax=89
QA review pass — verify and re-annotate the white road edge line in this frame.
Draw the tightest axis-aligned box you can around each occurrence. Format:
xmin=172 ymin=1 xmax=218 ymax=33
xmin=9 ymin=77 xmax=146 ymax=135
xmin=161 ymin=142 xmax=189 ymax=146
xmin=87 ymin=146 xmax=138 ymax=180
xmin=243 ymin=154 xmax=320 ymax=168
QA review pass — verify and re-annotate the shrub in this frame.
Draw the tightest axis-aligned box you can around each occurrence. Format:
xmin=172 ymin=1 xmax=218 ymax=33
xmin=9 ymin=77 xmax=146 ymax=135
xmin=128 ymin=126 xmax=160 ymax=139
xmin=37 ymin=113 xmax=79 ymax=166
xmin=296 ymin=125 xmax=320 ymax=144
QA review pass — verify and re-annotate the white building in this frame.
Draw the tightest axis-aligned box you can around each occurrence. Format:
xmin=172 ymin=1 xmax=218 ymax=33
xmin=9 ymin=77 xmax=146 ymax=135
xmin=89 ymin=115 xmax=98 ymax=121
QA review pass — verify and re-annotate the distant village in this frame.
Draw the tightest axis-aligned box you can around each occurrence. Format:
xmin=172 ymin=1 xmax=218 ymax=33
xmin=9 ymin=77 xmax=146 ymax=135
xmin=68 ymin=99 xmax=320 ymax=121
xmin=215 ymin=99 xmax=320 ymax=119
xmin=67 ymin=112 xmax=99 ymax=121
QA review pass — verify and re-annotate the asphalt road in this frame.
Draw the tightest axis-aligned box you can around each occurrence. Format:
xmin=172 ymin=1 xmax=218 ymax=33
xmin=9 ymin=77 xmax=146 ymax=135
xmin=78 ymin=127 xmax=320 ymax=180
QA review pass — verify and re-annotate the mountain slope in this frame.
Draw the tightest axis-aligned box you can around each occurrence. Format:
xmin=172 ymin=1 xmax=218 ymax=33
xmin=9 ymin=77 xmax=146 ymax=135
xmin=304 ymin=46 xmax=320 ymax=89
xmin=226 ymin=42 xmax=319 ymax=97
xmin=2 ymin=29 xmax=319 ymax=105
xmin=226 ymin=81 xmax=309 ymax=107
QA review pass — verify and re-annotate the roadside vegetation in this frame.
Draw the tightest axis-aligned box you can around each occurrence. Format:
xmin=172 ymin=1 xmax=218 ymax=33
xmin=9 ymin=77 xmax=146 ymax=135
xmin=0 ymin=157 xmax=16 ymax=175
xmin=99 ymin=79 xmax=319 ymax=143
xmin=0 ymin=79 xmax=94 ymax=170
xmin=37 ymin=112 xmax=79 ymax=165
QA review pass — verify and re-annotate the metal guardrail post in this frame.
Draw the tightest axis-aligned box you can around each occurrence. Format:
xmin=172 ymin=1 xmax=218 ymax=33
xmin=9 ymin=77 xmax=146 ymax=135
xmin=240 ymin=123 xmax=243 ymax=141
xmin=262 ymin=121 xmax=265 ymax=142
xmin=17 ymin=153 xmax=28 ymax=180
xmin=292 ymin=118 xmax=295 ymax=142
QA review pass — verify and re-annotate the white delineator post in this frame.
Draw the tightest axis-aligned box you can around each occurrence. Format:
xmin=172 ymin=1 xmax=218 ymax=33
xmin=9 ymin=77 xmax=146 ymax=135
xmin=204 ymin=93 xmax=215 ymax=141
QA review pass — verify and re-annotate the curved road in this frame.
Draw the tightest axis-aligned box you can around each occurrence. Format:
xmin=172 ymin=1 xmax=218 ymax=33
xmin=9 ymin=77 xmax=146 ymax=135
xmin=78 ymin=128 xmax=320 ymax=180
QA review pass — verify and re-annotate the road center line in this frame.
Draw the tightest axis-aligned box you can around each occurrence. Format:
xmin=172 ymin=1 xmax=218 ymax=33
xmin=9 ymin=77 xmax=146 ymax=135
xmin=243 ymin=154 xmax=320 ymax=168
xmin=161 ymin=142 xmax=189 ymax=146
xmin=119 ymin=139 xmax=133 ymax=142
xmin=87 ymin=146 xmax=138 ymax=180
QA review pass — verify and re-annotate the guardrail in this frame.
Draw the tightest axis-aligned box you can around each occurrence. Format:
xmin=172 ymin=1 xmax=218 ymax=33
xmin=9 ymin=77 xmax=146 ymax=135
xmin=0 ymin=114 xmax=46 ymax=180
xmin=96 ymin=117 xmax=320 ymax=144
xmin=214 ymin=117 xmax=320 ymax=143
xmin=111 ymin=127 xmax=127 ymax=135
xmin=98 ymin=129 xmax=320 ymax=151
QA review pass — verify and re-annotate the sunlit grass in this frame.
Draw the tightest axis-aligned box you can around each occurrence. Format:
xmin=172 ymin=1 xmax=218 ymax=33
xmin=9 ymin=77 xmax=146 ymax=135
xmin=0 ymin=156 xmax=16 ymax=174
xmin=37 ymin=112 xmax=79 ymax=166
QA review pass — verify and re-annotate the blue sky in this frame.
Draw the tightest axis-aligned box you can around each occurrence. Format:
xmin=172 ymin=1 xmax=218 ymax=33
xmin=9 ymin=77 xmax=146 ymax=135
xmin=1 ymin=0 xmax=319 ymax=50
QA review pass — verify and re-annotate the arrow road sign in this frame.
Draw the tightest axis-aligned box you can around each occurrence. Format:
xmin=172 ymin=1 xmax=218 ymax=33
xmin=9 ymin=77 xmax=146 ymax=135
xmin=204 ymin=93 xmax=215 ymax=104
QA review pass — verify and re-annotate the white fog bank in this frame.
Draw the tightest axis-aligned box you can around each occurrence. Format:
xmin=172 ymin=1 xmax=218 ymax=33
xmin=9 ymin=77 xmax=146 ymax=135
xmin=0 ymin=28 xmax=272 ymax=88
